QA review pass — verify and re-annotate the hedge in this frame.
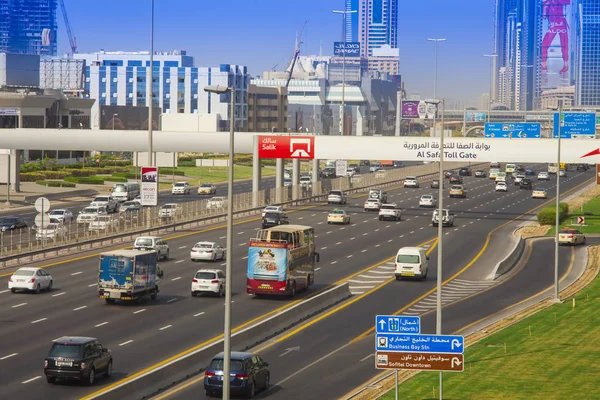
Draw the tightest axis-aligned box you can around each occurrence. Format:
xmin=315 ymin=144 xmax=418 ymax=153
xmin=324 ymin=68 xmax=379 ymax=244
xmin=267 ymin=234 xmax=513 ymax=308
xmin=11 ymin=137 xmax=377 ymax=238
xmin=20 ymin=172 xmax=46 ymax=182
xmin=537 ymin=202 xmax=569 ymax=225
xmin=64 ymin=176 xmax=105 ymax=184
xmin=113 ymin=172 xmax=139 ymax=179
xmin=35 ymin=180 xmax=77 ymax=188
xmin=103 ymin=176 xmax=128 ymax=183
xmin=68 ymin=168 xmax=97 ymax=177
xmin=158 ymin=167 xmax=185 ymax=176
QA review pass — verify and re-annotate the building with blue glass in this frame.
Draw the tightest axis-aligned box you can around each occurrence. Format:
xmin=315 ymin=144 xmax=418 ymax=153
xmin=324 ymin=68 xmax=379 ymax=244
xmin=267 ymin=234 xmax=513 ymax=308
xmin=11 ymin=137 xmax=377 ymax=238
xmin=574 ymin=0 xmax=600 ymax=106
xmin=357 ymin=0 xmax=398 ymax=58
xmin=74 ymin=50 xmax=249 ymax=130
xmin=0 ymin=0 xmax=57 ymax=56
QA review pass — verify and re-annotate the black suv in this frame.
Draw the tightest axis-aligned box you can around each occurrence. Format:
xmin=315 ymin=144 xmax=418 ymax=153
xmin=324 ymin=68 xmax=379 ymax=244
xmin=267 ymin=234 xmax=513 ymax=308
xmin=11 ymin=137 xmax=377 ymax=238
xmin=262 ymin=212 xmax=289 ymax=229
xmin=44 ymin=336 xmax=112 ymax=385
xmin=459 ymin=167 xmax=472 ymax=176
xmin=320 ymin=168 xmax=336 ymax=179
xmin=577 ymin=164 xmax=590 ymax=172
xmin=0 ymin=216 xmax=27 ymax=231
xmin=520 ymin=178 xmax=533 ymax=190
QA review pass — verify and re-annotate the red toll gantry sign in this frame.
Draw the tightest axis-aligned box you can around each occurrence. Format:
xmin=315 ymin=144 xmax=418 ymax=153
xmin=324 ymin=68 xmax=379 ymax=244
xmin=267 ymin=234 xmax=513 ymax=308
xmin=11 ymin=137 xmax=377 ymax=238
xmin=257 ymin=136 xmax=315 ymax=159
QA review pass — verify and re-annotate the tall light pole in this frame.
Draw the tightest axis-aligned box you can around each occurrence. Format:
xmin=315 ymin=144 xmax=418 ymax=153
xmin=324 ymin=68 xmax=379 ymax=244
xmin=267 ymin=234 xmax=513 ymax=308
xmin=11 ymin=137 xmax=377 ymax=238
xmin=204 ymin=84 xmax=235 ymax=399
xmin=428 ymin=36 xmax=446 ymax=400
xmin=333 ymin=7 xmax=356 ymax=136
xmin=483 ymin=54 xmax=497 ymax=122
xmin=148 ymin=0 xmax=155 ymax=166
xmin=553 ymin=101 xmax=563 ymax=301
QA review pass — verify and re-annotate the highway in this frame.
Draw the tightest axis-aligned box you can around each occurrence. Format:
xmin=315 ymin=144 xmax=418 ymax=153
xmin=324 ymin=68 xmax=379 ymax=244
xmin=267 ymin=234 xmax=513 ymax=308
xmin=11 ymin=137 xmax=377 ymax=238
xmin=0 ymin=164 xmax=592 ymax=399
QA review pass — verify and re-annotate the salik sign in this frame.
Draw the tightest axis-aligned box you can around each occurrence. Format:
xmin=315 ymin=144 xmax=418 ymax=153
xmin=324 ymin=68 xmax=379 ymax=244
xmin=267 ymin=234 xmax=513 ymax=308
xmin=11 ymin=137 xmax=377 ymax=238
xmin=258 ymin=135 xmax=315 ymax=159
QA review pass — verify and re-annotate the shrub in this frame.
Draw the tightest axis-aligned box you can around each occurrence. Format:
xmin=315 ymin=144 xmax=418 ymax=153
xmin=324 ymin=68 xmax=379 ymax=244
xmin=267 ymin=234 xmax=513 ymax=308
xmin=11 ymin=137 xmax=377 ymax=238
xmin=178 ymin=160 xmax=196 ymax=167
xmin=35 ymin=180 xmax=76 ymax=188
xmin=178 ymin=156 xmax=193 ymax=162
xmin=41 ymin=170 xmax=70 ymax=179
xmin=113 ymin=172 xmax=138 ymax=179
xmin=104 ymin=176 xmax=128 ymax=183
xmin=158 ymin=167 xmax=185 ymax=176
xmin=20 ymin=162 xmax=43 ymax=173
xmin=64 ymin=176 xmax=105 ymax=184
xmin=68 ymin=168 xmax=97 ymax=177
xmin=537 ymin=202 xmax=569 ymax=225
xmin=20 ymin=172 xmax=45 ymax=182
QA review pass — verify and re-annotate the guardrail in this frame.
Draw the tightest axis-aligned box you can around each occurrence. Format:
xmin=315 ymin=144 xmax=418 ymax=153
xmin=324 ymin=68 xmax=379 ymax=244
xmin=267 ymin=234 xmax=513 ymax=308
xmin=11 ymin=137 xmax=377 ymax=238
xmin=0 ymin=161 xmax=487 ymax=269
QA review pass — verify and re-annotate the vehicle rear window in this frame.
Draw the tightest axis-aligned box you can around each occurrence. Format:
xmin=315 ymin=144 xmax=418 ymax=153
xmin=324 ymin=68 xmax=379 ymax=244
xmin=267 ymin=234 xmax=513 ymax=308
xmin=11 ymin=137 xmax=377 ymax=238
xmin=49 ymin=210 xmax=64 ymax=215
xmin=397 ymin=255 xmax=420 ymax=263
xmin=83 ymin=207 xmax=98 ymax=213
xmin=264 ymin=213 xmax=282 ymax=219
xmin=175 ymin=183 xmax=185 ymax=187
xmin=201 ymin=184 xmax=211 ymax=187
xmin=380 ymin=205 xmax=395 ymax=209
xmin=195 ymin=272 xmax=216 ymax=279
xmin=13 ymin=269 xmax=35 ymax=276
xmin=163 ymin=205 xmax=176 ymax=209
xmin=208 ymin=359 xmax=244 ymax=371
xmin=48 ymin=344 xmax=82 ymax=358
xmin=95 ymin=197 xmax=109 ymax=202
xmin=135 ymin=238 xmax=153 ymax=247
xmin=559 ymin=230 xmax=575 ymax=234
xmin=196 ymin=243 xmax=213 ymax=249
xmin=113 ymin=184 xmax=127 ymax=192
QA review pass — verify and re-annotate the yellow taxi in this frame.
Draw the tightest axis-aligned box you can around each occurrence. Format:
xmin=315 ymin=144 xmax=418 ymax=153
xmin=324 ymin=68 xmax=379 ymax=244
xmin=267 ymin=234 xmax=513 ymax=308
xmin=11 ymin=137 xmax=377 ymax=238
xmin=532 ymin=188 xmax=547 ymax=199
xmin=327 ymin=209 xmax=351 ymax=225
xmin=449 ymin=185 xmax=467 ymax=198
xmin=558 ymin=229 xmax=586 ymax=245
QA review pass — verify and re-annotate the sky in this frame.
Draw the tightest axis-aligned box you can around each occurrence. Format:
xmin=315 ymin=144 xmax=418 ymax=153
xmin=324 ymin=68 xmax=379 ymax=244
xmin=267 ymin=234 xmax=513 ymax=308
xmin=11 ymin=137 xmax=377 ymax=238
xmin=57 ymin=0 xmax=495 ymax=105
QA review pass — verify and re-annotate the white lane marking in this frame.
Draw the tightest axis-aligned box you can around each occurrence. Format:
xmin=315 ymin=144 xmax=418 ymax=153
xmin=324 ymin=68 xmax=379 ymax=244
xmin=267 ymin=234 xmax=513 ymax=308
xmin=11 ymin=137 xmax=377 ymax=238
xmin=12 ymin=303 xmax=26 ymax=308
xmin=21 ymin=376 xmax=41 ymax=384
xmin=71 ymin=271 xmax=83 ymax=276
xmin=326 ymin=231 xmax=333 ymax=234
xmin=175 ymin=260 xmax=184 ymax=264
xmin=361 ymin=249 xmax=367 ymax=252
xmin=73 ymin=306 xmax=87 ymax=311
xmin=95 ymin=322 xmax=109 ymax=327
xmin=336 ymin=242 xmax=342 ymax=245
xmin=331 ymin=261 xmax=338 ymax=265
xmin=350 ymin=237 xmax=355 ymax=240
xmin=360 ymin=353 xmax=374 ymax=362
xmin=178 ymin=246 xmax=187 ymax=249
xmin=159 ymin=325 xmax=172 ymax=331
xmin=237 ymin=232 xmax=245 ymax=235
xmin=315 ymin=267 xmax=321 ymax=271
xmin=194 ymin=312 xmax=205 ymax=317
xmin=167 ymin=298 xmax=178 ymax=303
xmin=375 ymin=244 xmax=381 ymax=247
xmin=0 ymin=289 xmax=8 ymax=294
xmin=239 ymin=243 xmax=246 ymax=246
xmin=119 ymin=340 xmax=134 ymax=346
xmin=31 ymin=318 xmax=47 ymax=324
xmin=88 ymin=283 xmax=97 ymax=287
xmin=298 ymin=217 xmax=304 ymax=220
xmin=347 ymin=255 xmax=353 ymax=258
xmin=242 ymin=256 xmax=248 ymax=260
xmin=52 ymin=292 xmax=66 ymax=297
xmin=311 ymin=214 xmax=316 ymax=217
xmin=321 ymin=246 xmax=328 ymax=250
xmin=363 ymin=233 xmax=368 ymax=236
xmin=0 ymin=353 xmax=17 ymax=360
xmin=219 ymin=236 xmax=226 ymax=239
xmin=133 ymin=309 xmax=146 ymax=314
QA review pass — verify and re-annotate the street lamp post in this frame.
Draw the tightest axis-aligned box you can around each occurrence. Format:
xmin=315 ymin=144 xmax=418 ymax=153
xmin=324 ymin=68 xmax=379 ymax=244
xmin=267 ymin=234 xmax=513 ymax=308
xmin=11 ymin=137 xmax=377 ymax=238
xmin=483 ymin=54 xmax=497 ymax=123
xmin=428 ymin=36 xmax=446 ymax=400
xmin=204 ymin=84 xmax=235 ymax=399
xmin=333 ymin=7 xmax=356 ymax=136
xmin=554 ymin=102 xmax=563 ymax=301
xmin=148 ymin=0 xmax=155 ymax=167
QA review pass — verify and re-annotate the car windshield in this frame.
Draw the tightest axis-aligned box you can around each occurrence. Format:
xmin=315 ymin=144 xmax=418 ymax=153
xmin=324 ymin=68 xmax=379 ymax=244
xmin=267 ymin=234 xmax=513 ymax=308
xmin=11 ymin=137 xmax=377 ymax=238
xmin=329 ymin=191 xmax=342 ymax=196
xmin=43 ymin=224 xmax=59 ymax=230
xmin=163 ymin=205 xmax=176 ymax=209
xmin=559 ymin=230 xmax=575 ymax=234
xmin=534 ymin=188 xmax=545 ymax=191
xmin=201 ymin=184 xmax=212 ymax=187
xmin=48 ymin=344 xmax=82 ymax=358
xmin=135 ymin=238 xmax=153 ymax=247
xmin=123 ymin=202 xmax=136 ymax=207
xmin=264 ymin=206 xmax=279 ymax=211
xmin=367 ymin=199 xmax=379 ymax=203
xmin=0 ymin=217 xmax=18 ymax=223
xmin=82 ymin=208 xmax=98 ymax=214
xmin=96 ymin=216 xmax=111 ymax=221
xmin=94 ymin=197 xmax=109 ymax=202
xmin=174 ymin=183 xmax=186 ymax=187
xmin=451 ymin=186 xmax=462 ymax=190
xmin=112 ymin=184 xmax=127 ymax=192
xmin=195 ymin=243 xmax=214 ymax=249
xmin=49 ymin=210 xmax=65 ymax=215
xmin=397 ymin=254 xmax=420 ymax=263
xmin=13 ymin=269 xmax=35 ymax=277
xmin=195 ymin=272 xmax=217 ymax=279
xmin=208 ymin=359 xmax=244 ymax=371
xmin=380 ymin=205 xmax=395 ymax=209
xmin=330 ymin=210 xmax=345 ymax=214
xmin=406 ymin=177 xmax=416 ymax=180
xmin=421 ymin=196 xmax=432 ymax=200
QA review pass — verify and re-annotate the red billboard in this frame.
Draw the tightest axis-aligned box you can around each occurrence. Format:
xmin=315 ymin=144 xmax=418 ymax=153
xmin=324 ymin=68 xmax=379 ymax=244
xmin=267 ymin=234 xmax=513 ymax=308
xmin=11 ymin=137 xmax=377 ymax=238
xmin=540 ymin=0 xmax=572 ymax=92
xmin=257 ymin=136 xmax=315 ymax=159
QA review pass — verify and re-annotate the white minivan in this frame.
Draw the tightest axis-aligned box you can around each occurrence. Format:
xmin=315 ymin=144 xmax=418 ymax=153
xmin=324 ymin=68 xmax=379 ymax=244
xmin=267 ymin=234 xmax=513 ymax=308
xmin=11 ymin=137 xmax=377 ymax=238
xmin=394 ymin=247 xmax=429 ymax=281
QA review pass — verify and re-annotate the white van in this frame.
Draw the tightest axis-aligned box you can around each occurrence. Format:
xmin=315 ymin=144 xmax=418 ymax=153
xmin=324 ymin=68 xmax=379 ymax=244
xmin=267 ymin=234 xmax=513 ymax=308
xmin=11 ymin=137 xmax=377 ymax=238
xmin=112 ymin=182 xmax=140 ymax=202
xmin=394 ymin=247 xmax=429 ymax=281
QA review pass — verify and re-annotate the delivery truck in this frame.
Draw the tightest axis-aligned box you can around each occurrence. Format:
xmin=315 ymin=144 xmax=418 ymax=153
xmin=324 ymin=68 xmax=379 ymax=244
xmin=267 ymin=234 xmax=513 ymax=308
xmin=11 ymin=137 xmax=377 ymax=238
xmin=98 ymin=250 xmax=164 ymax=304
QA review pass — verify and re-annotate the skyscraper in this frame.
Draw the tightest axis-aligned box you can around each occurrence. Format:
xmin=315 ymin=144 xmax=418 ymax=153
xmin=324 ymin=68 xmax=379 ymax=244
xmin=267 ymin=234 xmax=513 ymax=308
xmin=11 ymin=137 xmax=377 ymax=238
xmin=356 ymin=0 xmax=398 ymax=58
xmin=0 ymin=0 xmax=58 ymax=57
xmin=345 ymin=0 xmax=359 ymax=42
xmin=574 ymin=0 xmax=600 ymax=106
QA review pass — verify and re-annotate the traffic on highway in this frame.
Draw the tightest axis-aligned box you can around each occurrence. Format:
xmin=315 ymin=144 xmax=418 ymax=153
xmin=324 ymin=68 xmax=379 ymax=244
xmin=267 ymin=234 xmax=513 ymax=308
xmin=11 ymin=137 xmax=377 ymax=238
xmin=0 ymin=160 xmax=593 ymax=400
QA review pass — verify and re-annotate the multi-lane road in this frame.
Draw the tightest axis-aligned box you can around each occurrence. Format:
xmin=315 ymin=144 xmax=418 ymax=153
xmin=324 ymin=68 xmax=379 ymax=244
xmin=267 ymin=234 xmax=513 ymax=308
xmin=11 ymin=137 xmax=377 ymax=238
xmin=0 ymin=165 xmax=593 ymax=400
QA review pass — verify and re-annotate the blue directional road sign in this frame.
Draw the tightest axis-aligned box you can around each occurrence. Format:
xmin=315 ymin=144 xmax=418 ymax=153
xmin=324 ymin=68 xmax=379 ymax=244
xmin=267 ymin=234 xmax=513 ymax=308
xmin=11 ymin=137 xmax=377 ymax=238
xmin=376 ymin=333 xmax=464 ymax=354
xmin=376 ymin=315 xmax=420 ymax=334
xmin=484 ymin=122 xmax=541 ymax=138
xmin=553 ymin=112 xmax=596 ymax=138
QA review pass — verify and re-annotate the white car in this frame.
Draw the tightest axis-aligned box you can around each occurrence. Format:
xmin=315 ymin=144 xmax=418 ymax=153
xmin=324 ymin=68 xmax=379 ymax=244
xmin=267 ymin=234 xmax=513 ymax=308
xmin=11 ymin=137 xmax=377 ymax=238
xmin=36 ymin=223 xmax=68 ymax=240
xmin=559 ymin=169 xmax=567 ymax=177
xmin=538 ymin=172 xmax=550 ymax=181
xmin=327 ymin=191 xmax=347 ymax=205
xmin=404 ymin=176 xmax=420 ymax=188
xmin=345 ymin=168 xmax=356 ymax=177
xmin=76 ymin=206 xmax=107 ymax=224
xmin=207 ymin=197 xmax=227 ymax=209
xmin=495 ymin=182 xmax=508 ymax=192
xmin=48 ymin=209 xmax=74 ymax=223
xmin=159 ymin=203 xmax=179 ymax=218
xmin=262 ymin=205 xmax=284 ymax=217
xmin=300 ymin=176 xmax=312 ymax=188
xmin=378 ymin=204 xmax=401 ymax=221
xmin=172 ymin=181 xmax=191 ymax=195
xmin=8 ymin=267 xmax=53 ymax=294
xmin=513 ymin=174 xmax=525 ymax=185
xmin=191 ymin=269 xmax=226 ymax=297
xmin=88 ymin=215 xmax=119 ymax=231
xmin=419 ymin=195 xmax=437 ymax=208
xmin=190 ymin=242 xmax=225 ymax=262
xmin=364 ymin=198 xmax=382 ymax=211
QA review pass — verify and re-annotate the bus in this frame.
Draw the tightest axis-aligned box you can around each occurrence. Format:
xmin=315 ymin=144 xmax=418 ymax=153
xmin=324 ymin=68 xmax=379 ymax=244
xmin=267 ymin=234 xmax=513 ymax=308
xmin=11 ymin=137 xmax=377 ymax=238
xmin=246 ymin=225 xmax=320 ymax=297
xmin=111 ymin=182 xmax=140 ymax=202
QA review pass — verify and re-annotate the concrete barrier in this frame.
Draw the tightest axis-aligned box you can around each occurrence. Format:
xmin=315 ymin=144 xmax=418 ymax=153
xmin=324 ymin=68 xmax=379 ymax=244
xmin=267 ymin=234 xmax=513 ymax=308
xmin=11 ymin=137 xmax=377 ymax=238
xmin=488 ymin=228 xmax=526 ymax=280
xmin=88 ymin=282 xmax=352 ymax=400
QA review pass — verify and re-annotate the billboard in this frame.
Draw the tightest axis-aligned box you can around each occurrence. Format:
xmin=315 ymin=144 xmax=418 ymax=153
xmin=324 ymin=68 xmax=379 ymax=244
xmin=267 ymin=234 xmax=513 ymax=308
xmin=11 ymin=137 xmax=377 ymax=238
xmin=465 ymin=112 xmax=487 ymax=122
xmin=100 ymin=105 xmax=160 ymax=130
xmin=140 ymin=166 xmax=158 ymax=206
xmin=334 ymin=42 xmax=360 ymax=57
xmin=401 ymin=101 xmax=439 ymax=119
xmin=247 ymin=242 xmax=288 ymax=281
xmin=540 ymin=0 xmax=573 ymax=92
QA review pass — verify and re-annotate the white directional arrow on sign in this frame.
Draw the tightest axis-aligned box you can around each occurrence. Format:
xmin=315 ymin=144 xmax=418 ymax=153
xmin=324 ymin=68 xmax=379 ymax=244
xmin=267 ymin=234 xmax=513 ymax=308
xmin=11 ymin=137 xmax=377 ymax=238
xmin=451 ymin=357 xmax=462 ymax=368
xmin=451 ymin=339 xmax=463 ymax=350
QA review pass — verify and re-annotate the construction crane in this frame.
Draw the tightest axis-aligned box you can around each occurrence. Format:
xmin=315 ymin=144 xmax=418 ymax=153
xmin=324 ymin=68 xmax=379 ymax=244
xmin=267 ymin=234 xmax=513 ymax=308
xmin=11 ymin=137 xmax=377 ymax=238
xmin=285 ymin=21 xmax=308 ymax=88
xmin=59 ymin=0 xmax=77 ymax=56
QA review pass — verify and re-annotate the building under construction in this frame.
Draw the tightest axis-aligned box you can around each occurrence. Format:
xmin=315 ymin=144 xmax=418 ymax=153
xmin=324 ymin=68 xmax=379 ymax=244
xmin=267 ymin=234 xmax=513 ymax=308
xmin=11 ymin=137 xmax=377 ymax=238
xmin=0 ymin=0 xmax=58 ymax=56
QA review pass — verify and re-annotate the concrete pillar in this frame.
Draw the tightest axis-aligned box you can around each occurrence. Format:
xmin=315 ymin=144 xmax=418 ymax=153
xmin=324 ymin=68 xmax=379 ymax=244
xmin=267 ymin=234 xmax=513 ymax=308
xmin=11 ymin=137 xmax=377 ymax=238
xmin=275 ymin=158 xmax=284 ymax=203
xmin=312 ymin=159 xmax=320 ymax=197
xmin=292 ymin=159 xmax=300 ymax=200
xmin=12 ymin=150 xmax=20 ymax=192
xmin=252 ymin=135 xmax=261 ymax=208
